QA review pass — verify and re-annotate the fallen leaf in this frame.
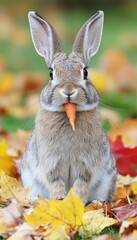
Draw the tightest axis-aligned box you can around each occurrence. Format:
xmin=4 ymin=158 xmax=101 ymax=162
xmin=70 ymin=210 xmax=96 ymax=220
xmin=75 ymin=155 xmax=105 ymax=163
xmin=0 ymin=139 xmax=16 ymax=176
xmin=113 ymin=202 xmax=137 ymax=222
xmin=44 ymin=225 xmax=70 ymax=240
xmin=7 ymin=222 xmax=45 ymax=240
xmin=113 ymin=186 xmax=132 ymax=203
xmin=0 ymin=172 xmax=30 ymax=204
xmin=109 ymin=135 xmax=137 ymax=176
xmin=25 ymin=189 xmax=84 ymax=232
xmin=0 ymin=199 xmax=23 ymax=234
xmin=80 ymin=209 xmax=117 ymax=235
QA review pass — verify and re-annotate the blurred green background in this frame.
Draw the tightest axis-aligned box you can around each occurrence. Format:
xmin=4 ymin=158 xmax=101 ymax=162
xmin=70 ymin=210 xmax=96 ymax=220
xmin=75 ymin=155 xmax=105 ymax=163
xmin=0 ymin=0 xmax=137 ymax=137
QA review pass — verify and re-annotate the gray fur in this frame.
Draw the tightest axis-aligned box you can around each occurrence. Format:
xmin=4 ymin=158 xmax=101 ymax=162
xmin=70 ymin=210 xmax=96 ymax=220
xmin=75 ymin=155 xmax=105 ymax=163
xmin=21 ymin=11 xmax=117 ymax=204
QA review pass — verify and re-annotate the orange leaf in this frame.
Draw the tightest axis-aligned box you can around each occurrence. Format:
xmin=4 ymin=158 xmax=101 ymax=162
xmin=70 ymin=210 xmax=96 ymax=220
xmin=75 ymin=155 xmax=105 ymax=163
xmin=64 ymin=103 xmax=76 ymax=131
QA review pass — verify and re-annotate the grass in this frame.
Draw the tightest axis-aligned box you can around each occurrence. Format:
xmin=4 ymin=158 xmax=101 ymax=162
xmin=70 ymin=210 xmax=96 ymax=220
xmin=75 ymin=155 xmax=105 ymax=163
xmin=72 ymin=226 xmax=119 ymax=239
xmin=99 ymin=226 xmax=119 ymax=238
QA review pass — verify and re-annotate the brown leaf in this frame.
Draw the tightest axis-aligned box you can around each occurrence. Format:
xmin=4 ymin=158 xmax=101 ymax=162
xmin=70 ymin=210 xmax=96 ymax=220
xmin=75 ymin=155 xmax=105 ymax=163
xmin=113 ymin=202 xmax=137 ymax=222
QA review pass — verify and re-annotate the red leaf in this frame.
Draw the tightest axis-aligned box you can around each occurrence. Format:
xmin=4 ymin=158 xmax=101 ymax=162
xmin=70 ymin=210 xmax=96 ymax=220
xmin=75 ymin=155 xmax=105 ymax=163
xmin=112 ymin=202 xmax=137 ymax=222
xmin=109 ymin=136 xmax=137 ymax=176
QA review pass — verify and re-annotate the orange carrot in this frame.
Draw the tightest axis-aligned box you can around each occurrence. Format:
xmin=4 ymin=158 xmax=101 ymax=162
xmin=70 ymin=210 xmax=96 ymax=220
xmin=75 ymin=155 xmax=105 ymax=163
xmin=64 ymin=103 xmax=76 ymax=131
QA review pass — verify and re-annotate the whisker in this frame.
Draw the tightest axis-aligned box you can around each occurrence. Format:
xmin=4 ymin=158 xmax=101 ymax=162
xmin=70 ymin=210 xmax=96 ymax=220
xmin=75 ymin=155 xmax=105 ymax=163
xmin=99 ymin=99 xmax=126 ymax=111
xmin=22 ymin=115 xmax=35 ymax=131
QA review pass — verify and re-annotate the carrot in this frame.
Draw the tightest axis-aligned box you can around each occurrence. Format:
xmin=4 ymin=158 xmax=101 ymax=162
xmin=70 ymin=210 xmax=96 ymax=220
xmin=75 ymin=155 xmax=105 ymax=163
xmin=64 ymin=103 xmax=76 ymax=131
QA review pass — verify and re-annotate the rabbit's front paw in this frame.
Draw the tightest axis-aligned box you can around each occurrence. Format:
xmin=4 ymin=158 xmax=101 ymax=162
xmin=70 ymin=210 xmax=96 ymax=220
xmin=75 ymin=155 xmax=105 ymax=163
xmin=73 ymin=179 xmax=89 ymax=204
xmin=49 ymin=179 xmax=66 ymax=200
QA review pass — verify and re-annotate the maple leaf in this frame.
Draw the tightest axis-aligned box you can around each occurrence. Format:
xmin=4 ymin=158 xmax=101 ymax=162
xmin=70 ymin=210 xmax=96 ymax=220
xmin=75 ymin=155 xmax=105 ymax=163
xmin=7 ymin=224 xmax=70 ymax=240
xmin=25 ymin=189 xmax=84 ymax=232
xmin=0 ymin=172 xmax=30 ymax=204
xmin=109 ymin=135 xmax=137 ymax=176
xmin=80 ymin=209 xmax=117 ymax=235
xmin=45 ymin=225 xmax=70 ymax=240
xmin=0 ymin=139 xmax=16 ymax=176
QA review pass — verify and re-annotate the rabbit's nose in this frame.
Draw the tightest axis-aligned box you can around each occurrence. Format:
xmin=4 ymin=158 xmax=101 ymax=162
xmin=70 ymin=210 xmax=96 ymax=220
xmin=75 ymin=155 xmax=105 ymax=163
xmin=60 ymin=83 xmax=78 ymax=98
xmin=62 ymin=91 xmax=75 ymax=96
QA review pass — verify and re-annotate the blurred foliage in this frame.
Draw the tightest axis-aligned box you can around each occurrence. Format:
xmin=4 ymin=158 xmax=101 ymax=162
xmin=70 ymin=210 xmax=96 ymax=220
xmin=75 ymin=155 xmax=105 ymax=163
xmin=0 ymin=1 xmax=137 ymax=137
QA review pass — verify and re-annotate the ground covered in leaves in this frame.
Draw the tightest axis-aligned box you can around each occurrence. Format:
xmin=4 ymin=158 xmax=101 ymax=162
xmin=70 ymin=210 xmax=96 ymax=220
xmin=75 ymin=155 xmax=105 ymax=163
xmin=0 ymin=3 xmax=137 ymax=240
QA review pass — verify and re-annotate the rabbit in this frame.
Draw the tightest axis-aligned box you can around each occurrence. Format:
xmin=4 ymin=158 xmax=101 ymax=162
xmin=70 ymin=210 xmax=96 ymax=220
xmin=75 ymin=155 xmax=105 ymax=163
xmin=21 ymin=10 xmax=117 ymax=204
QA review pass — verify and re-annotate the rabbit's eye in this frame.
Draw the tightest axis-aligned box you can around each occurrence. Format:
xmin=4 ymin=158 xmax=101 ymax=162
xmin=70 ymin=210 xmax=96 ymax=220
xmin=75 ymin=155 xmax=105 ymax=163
xmin=49 ymin=68 xmax=53 ymax=80
xmin=83 ymin=67 xmax=88 ymax=80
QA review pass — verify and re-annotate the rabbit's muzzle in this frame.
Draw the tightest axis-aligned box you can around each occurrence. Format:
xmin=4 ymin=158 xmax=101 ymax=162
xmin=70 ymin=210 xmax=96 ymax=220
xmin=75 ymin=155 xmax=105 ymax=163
xmin=60 ymin=83 xmax=78 ymax=101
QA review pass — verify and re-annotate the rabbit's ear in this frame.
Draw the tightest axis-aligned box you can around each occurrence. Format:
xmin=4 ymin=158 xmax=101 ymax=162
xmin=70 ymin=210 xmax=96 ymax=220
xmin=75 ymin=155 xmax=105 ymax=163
xmin=72 ymin=11 xmax=104 ymax=65
xmin=28 ymin=11 xmax=63 ymax=67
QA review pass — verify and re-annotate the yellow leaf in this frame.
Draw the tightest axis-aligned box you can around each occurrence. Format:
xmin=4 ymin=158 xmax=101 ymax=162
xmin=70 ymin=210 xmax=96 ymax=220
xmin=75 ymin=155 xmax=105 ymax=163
xmin=44 ymin=225 xmax=70 ymax=240
xmin=0 ymin=172 xmax=30 ymax=204
xmin=84 ymin=201 xmax=103 ymax=212
xmin=0 ymin=73 xmax=14 ymax=95
xmin=25 ymin=189 xmax=84 ymax=232
xmin=80 ymin=209 xmax=117 ymax=235
xmin=0 ymin=139 xmax=15 ymax=175
xmin=133 ymin=182 xmax=137 ymax=195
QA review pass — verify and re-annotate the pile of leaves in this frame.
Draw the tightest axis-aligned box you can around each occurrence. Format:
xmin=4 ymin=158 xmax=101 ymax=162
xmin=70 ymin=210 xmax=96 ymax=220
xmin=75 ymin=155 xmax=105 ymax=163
xmin=0 ymin=132 xmax=137 ymax=239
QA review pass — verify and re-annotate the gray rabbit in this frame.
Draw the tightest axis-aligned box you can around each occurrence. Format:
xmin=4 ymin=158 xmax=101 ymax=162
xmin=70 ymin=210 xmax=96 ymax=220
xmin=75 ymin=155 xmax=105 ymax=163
xmin=21 ymin=11 xmax=117 ymax=204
